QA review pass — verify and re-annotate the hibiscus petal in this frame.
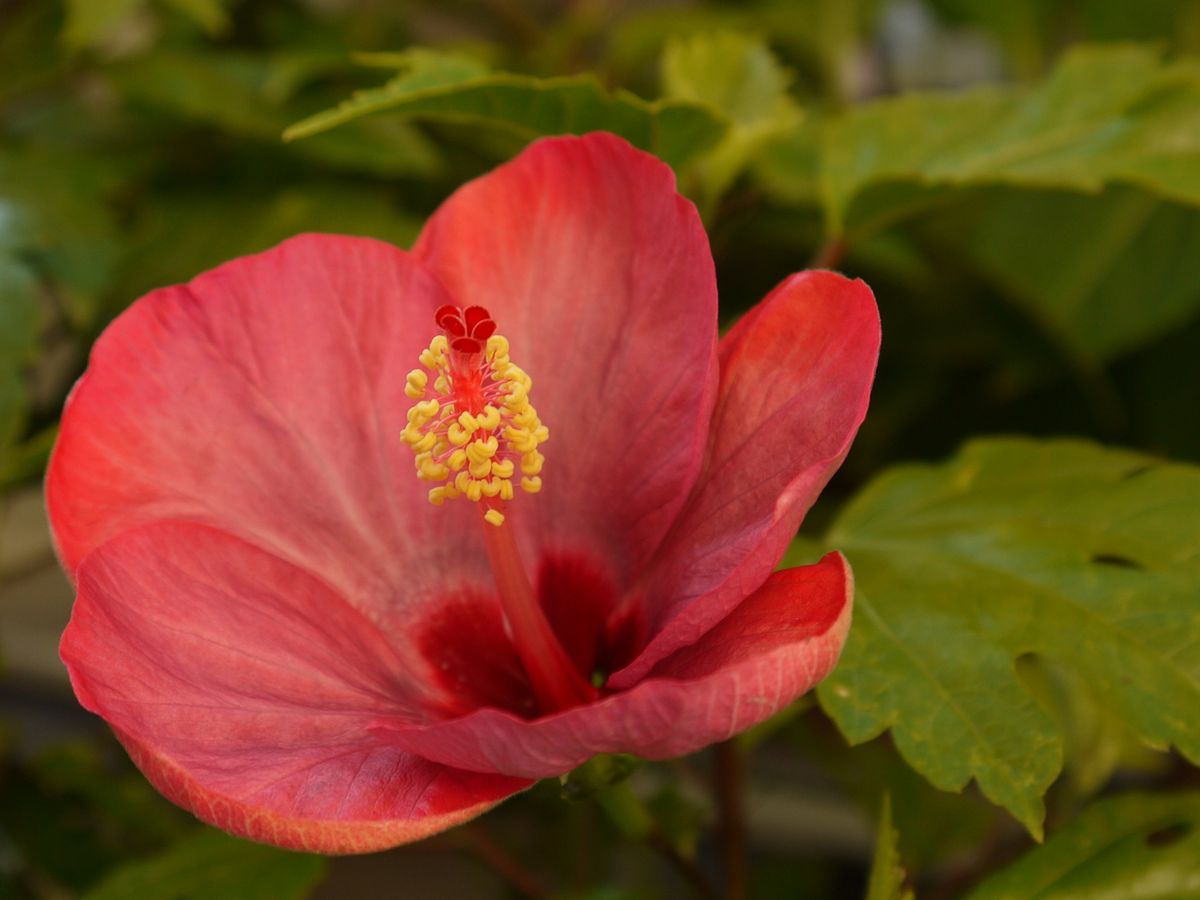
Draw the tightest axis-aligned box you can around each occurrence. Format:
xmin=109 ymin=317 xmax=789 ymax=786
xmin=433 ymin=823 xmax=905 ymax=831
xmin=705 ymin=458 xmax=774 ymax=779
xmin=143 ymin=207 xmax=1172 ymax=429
xmin=46 ymin=234 xmax=487 ymax=628
xmin=61 ymin=523 xmax=528 ymax=853
xmin=611 ymin=271 xmax=879 ymax=688
xmin=371 ymin=554 xmax=851 ymax=776
xmin=413 ymin=133 xmax=719 ymax=588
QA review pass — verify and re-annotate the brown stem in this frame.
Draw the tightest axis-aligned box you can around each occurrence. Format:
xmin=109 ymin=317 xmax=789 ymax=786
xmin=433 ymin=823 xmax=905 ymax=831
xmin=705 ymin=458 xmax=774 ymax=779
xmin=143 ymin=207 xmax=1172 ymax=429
xmin=462 ymin=821 xmax=550 ymax=898
xmin=714 ymin=741 xmax=748 ymax=900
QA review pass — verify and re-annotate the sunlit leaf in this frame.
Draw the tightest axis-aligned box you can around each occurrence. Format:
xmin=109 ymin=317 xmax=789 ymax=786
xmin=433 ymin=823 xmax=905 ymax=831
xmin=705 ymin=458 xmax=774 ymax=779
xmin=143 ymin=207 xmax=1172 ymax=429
xmin=662 ymin=31 xmax=800 ymax=209
xmin=819 ymin=438 xmax=1200 ymax=837
xmin=87 ymin=830 xmax=326 ymax=900
xmin=967 ymin=792 xmax=1200 ymax=899
xmin=758 ymin=45 xmax=1200 ymax=235
xmin=284 ymin=50 xmax=728 ymax=170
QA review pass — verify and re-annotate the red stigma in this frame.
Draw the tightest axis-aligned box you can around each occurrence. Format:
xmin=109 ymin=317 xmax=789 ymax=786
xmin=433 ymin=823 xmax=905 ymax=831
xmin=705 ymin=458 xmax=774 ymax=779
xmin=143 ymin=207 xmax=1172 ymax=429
xmin=435 ymin=305 xmax=496 ymax=356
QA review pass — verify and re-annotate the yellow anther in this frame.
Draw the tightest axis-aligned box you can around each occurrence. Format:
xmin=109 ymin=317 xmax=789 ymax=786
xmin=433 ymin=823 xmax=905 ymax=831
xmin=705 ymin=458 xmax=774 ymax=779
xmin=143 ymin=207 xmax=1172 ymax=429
xmin=499 ymin=479 xmax=514 ymax=501
xmin=533 ymin=425 xmax=549 ymax=443
xmin=401 ymin=425 xmax=424 ymax=445
xmin=468 ymin=436 xmax=498 ymax=460
xmin=521 ymin=476 xmax=542 ymax=494
xmin=477 ymin=405 xmax=501 ymax=431
xmin=480 ymin=478 xmax=502 ymax=498
xmin=419 ymin=335 xmax=449 ymax=370
xmin=434 ymin=375 xmax=450 ymax=394
xmin=466 ymin=479 xmax=484 ymax=502
xmin=412 ymin=399 xmax=439 ymax=422
xmin=505 ymin=383 xmax=529 ymax=407
xmin=419 ymin=457 xmax=449 ymax=481
xmin=458 ymin=411 xmax=479 ymax=432
xmin=469 ymin=458 xmax=492 ymax=479
xmin=429 ymin=486 xmax=447 ymax=505
xmin=484 ymin=508 xmax=505 ymax=527
xmin=412 ymin=432 xmax=437 ymax=454
xmin=490 ymin=459 xmax=514 ymax=479
xmin=486 ymin=335 xmax=509 ymax=360
xmin=448 ymin=449 xmax=468 ymax=471
xmin=448 ymin=422 xmax=472 ymax=446
xmin=405 ymin=369 xmax=428 ymax=399
xmin=454 ymin=471 xmax=471 ymax=493
xmin=521 ymin=451 xmax=544 ymax=476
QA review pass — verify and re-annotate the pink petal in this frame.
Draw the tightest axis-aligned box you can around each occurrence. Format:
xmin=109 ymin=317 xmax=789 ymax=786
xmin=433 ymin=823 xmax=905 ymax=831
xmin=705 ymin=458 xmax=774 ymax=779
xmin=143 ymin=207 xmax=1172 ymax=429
xmin=611 ymin=271 xmax=879 ymax=688
xmin=46 ymin=234 xmax=488 ymax=630
xmin=61 ymin=523 xmax=528 ymax=853
xmin=371 ymin=554 xmax=852 ymax=776
xmin=413 ymin=133 xmax=719 ymax=589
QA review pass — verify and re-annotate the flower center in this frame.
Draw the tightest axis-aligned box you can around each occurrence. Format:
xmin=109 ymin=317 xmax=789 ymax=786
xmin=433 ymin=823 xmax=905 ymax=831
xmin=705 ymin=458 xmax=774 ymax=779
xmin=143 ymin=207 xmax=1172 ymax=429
xmin=403 ymin=304 xmax=594 ymax=713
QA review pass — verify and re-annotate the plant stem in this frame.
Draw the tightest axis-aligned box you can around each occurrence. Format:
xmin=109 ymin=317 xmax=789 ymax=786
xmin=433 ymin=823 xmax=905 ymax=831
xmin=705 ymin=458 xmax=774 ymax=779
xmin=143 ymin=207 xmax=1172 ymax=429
xmin=714 ymin=740 xmax=748 ymax=900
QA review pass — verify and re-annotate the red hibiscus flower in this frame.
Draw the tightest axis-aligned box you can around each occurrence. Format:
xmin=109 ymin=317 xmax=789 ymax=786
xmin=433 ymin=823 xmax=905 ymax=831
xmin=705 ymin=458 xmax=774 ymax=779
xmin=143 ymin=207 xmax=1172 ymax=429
xmin=48 ymin=133 xmax=880 ymax=853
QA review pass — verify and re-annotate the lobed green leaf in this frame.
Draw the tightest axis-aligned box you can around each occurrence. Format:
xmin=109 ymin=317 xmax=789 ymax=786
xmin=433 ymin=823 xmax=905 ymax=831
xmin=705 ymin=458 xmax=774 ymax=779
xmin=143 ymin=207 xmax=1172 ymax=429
xmin=819 ymin=438 xmax=1200 ymax=837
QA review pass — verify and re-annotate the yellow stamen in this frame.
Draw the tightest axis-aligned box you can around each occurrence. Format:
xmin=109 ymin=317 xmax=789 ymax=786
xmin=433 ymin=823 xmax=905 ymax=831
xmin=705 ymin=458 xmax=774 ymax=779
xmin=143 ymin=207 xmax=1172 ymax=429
xmin=402 ymin=320 xmax=547 ymax=527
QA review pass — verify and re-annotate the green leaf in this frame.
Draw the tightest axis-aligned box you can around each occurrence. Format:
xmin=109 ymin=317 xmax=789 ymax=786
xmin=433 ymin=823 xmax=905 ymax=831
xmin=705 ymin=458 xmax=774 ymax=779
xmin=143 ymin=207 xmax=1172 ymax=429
xmin=0 ymin=147 xmax=122 ymax=328
xmin=758 ymin=44 xmax=1200 ymax=236
xmin=112 ymin=184 xmax=423 ymax=307
xmin=0 ymin=255 xmax=38 ymax=364
xmin=284 ymin=50 xmax=728 ymax=170
xmin=818 ymin=438 xmax=1200 ymax=838
xmin=967 ymin=792 xmax=1200 ymax=900
xmin=62 ymin=0 xmax=229 ymax=48
xmin=0 ymin=368 xmax=28 ymax=462
xmin=932 ymin=187 xmax=1200 ymax=361
xmin=157 ymin=0 xmax=231 ymax=35
xmin=87 ymin=830 xmax=326 ymax=900
xmin=865 ymin=795 xmax=913 ymax=900
xmin=661 ymin=31 xmax=800 ymax=209
xmin=62 ymin=0 xmax=142 ymax=49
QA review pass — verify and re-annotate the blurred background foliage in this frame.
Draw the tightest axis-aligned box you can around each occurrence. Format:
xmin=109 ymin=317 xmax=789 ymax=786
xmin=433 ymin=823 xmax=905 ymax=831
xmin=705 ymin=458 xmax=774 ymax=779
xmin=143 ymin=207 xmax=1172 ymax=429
xmin=1 ymin=0 xmax=1199 ymax=897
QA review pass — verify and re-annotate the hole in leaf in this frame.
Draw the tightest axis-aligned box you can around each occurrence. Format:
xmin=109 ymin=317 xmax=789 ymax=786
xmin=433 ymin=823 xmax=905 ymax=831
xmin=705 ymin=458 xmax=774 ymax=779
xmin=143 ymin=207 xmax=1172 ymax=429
xmin=1146 ymin=822 xmax=1191 ymax=848
xmin=1091 ymin=553 xmax=1143 ymax=570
